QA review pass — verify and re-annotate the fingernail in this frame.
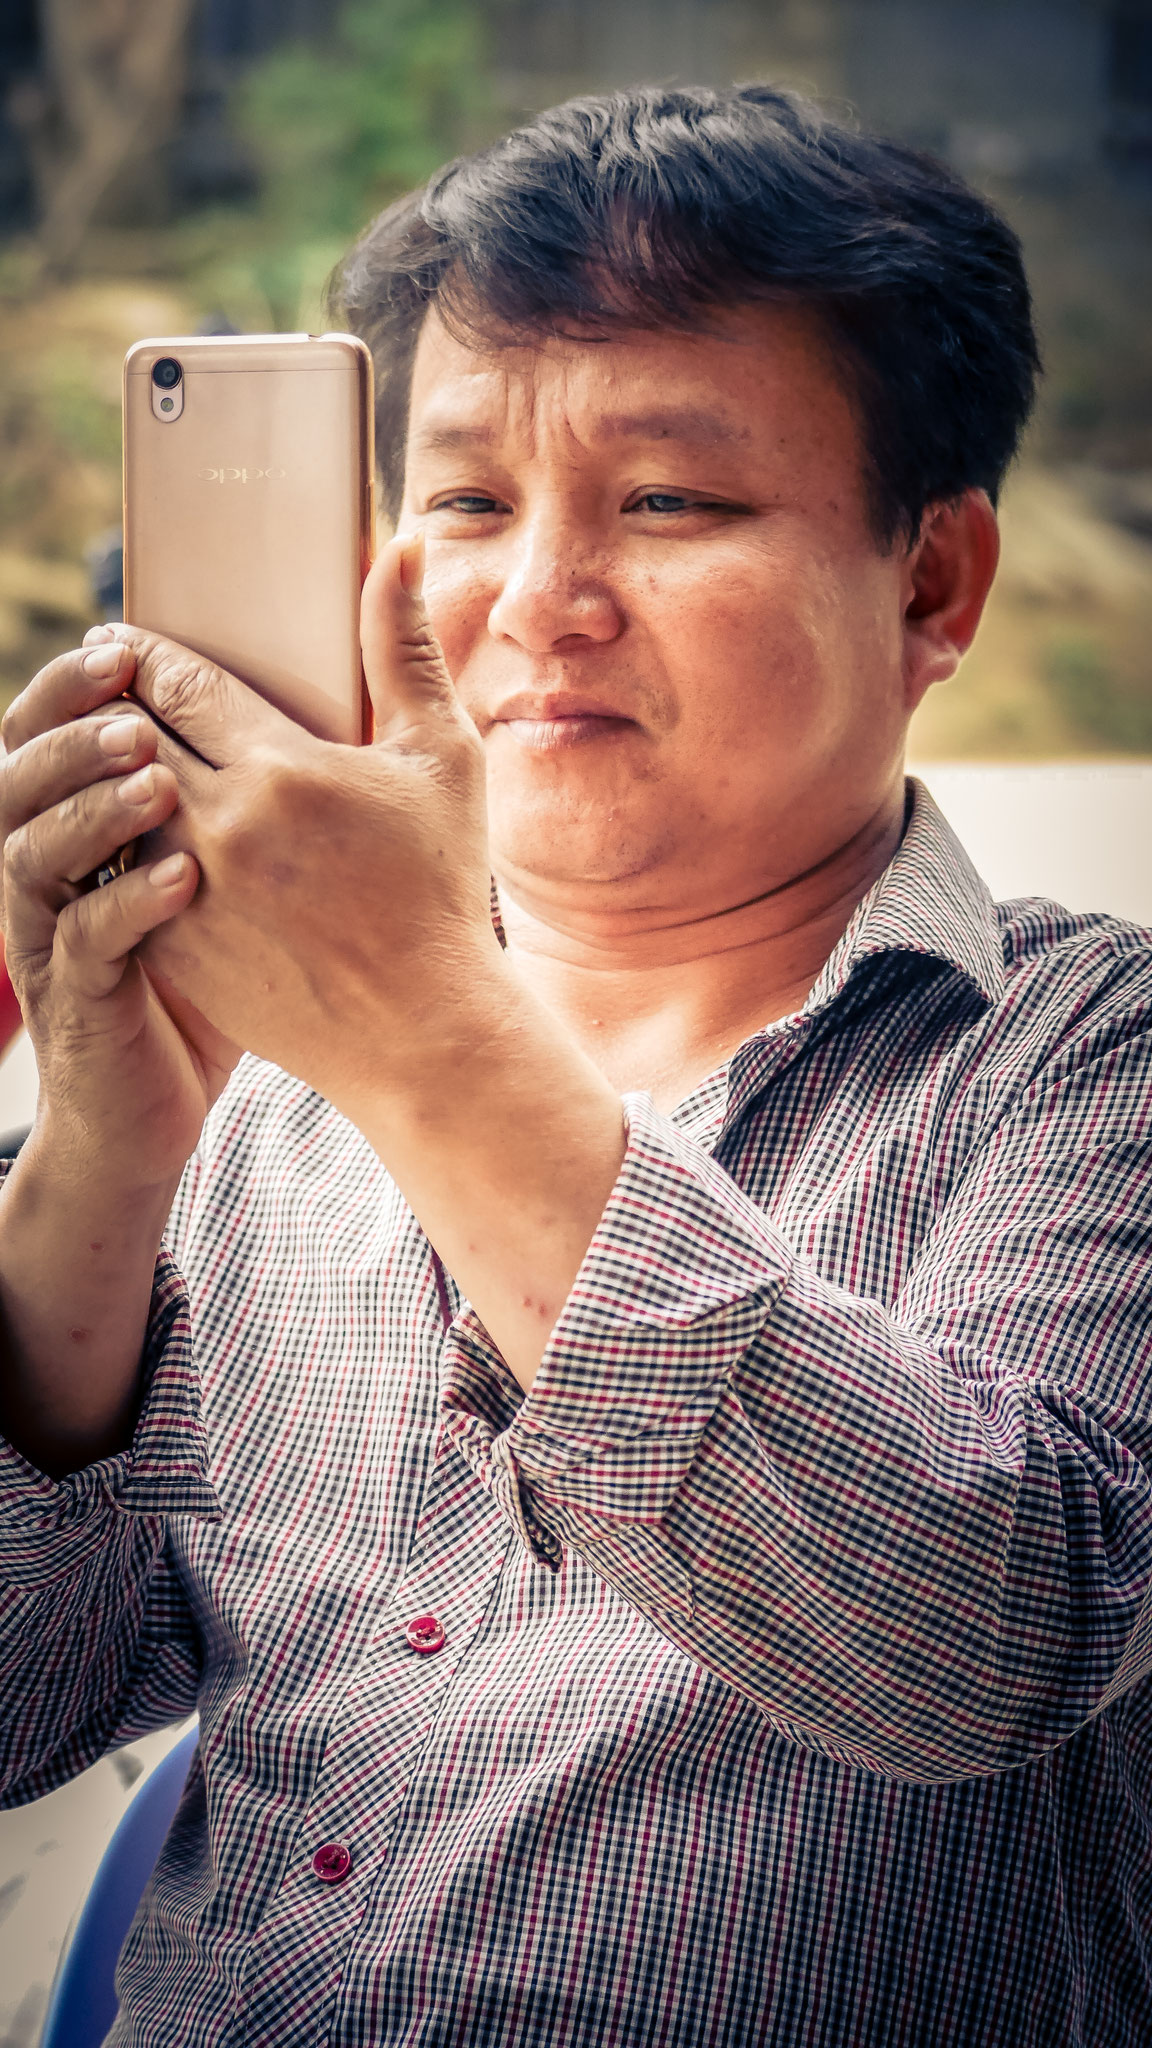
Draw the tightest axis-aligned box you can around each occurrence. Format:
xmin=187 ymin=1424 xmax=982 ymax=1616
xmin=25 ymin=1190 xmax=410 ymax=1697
xmin=83 ymin=642 xmax=125 ymax=678
xmin=97 ymin=715 xmax=141 ymax=757
xmin=148 ymin=852 xmax=188 ymax=888
xmin=83 ymin=624 xmax=114 ymax=647
xmin=117 ymin=765 xmax=154 ymax=805
xmin=399 ymin=531 xmax=425 ymax=599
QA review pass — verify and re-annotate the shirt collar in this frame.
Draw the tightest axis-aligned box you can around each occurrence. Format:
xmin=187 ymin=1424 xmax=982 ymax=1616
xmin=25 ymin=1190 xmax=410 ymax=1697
xmin=801 ymin=776 xmax=1005 ymax=1020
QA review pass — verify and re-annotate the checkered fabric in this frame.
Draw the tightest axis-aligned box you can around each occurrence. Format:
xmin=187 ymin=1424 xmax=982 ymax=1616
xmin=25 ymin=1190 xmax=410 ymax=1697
xmin=2 ymin=780 xmax=1151 ymax=2047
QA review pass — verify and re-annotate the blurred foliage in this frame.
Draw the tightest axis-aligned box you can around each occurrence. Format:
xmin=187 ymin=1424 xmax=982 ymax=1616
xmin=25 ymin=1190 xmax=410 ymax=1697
xmin=238 ymin=0 xmax=492 ymax=240
xmin=38 ymin=354 xmax=123 ymax=466
xmin=0 ymin=278 xmax=196 ymax=685
xmin=197 ymin=0 xmax=497 ymax=329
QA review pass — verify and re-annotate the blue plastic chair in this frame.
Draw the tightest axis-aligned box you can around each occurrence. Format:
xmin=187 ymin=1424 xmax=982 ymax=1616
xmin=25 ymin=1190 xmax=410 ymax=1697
xmin=40 ymin=1724 xmax=199 ymax=2048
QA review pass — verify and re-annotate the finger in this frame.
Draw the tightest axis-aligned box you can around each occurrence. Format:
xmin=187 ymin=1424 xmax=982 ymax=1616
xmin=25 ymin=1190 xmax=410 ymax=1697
xmin=0 ymin=709 xmax=159 ymax=833
xmin=2 ymin=640 xmax=138 ymax=753
xmin=113 ymin=626 xmax=292 ymax=770
xmin=360 ymin=532 xmax=460 ymax=746
xmin=3 ymin=762 xmax=182 ymax=950
xmin=50 ymin=852 xmax=199 ymax=1003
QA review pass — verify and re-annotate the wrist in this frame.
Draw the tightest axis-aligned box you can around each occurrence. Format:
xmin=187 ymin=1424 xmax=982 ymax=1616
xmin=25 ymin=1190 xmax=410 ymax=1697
xmin=20 ymin=1102 xmax=186 ymax=1224
xmin=335 ymin=948 xmax=627 ymax=1392
xmin=328 ymin=933 xmax=508 ymax=1129
xmin=340 ymin=941 xmax=617 ymax=1152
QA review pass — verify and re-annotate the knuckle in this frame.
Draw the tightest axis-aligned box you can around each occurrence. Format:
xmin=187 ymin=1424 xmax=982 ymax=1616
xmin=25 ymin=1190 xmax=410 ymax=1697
xmin=399 ymin=618 xmax=444 ymax=665
xmin=207 ymin=791 xmax=259 ymax=869
xmin=3 ymin=823 xmax=36 ymax=890
xmin=55 ymin=773 xmax=105 ymax=839
xmin=43 ymin=718 xmax=78 ymax=781
xmin=0 ymin=698 xmax=21 ymax=752
xmin=53 ymin=895 xmax=92 ymax=964
xmin=0 ymin=728 xmax=51 ymax=834
xmin=2 ymin=649 xmax=81 ymax=751
xmin=236 ymin=745 xmax=303 ymax=820
xmin=143 ymin=646 xmax=212 ymax=726
xmin=266 ymin=751 xmax=313 ymax=812
xmin=438 ymin=715 xmax=485 ymax=792
xmin=246 ymin=738 xmax=292 ymax=789
xmin=57 ymin=880 xmax=119 ymax=963
xmin=0 ymin=671 xmax=44 ymax=750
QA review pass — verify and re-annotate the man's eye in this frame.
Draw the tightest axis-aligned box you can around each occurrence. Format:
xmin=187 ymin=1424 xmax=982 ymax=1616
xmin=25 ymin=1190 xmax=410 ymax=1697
xmin=435 ymin=494 xmax=504 ymax=515
xmin=633 ymin=492 xmax=693 ymax=513
xmin=628 ymin=492 xmax=726 ymax=515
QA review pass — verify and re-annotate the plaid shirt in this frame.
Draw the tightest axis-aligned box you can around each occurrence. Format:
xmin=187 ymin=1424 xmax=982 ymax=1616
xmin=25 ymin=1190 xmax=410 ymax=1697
xmin=2 ymin=780 xmax=1151 ymax=2047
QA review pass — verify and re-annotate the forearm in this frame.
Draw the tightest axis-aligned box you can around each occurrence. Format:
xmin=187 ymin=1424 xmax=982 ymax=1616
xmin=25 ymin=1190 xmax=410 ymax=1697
xmin=0 ymin=1120 xmax=181 ymax=1476
xmin=345 ymin=955 xmax=627 ymax=1393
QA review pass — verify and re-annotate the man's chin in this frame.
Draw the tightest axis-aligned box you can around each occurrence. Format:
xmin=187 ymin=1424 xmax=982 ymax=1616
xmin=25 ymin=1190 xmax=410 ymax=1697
xmin=491 ymin=816 xmax=675 ymax=898
xmin=483 ymin=739 xmax=695 ymax=912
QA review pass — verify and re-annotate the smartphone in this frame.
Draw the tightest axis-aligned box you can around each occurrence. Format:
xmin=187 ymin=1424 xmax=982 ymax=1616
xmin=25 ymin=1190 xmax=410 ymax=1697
xmin=122 ymin=332 xmax=375 ymax=746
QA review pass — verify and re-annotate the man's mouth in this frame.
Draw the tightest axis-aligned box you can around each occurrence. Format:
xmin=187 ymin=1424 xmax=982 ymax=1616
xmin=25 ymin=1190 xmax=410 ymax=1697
xmin=490 ymin=692 xmax=637 ymax=751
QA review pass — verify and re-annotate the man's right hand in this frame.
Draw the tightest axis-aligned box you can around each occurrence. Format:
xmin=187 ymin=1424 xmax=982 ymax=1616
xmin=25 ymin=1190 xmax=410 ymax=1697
xmin=0 ymin=630 xmax=238 ymax=1477
xmin=0 ymin=629 xmax=236 ymax=1187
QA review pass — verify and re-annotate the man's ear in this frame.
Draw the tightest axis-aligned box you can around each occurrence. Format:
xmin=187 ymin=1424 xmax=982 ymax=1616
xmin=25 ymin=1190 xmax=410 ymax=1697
xmin=900 ymin=489 xmax=1000 ymax=712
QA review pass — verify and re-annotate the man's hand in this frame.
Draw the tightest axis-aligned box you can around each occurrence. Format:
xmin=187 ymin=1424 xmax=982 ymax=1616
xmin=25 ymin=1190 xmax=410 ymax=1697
xmin=119 ymin=534 xmax=506 ymax=1115
xmin=0 ymin=643 xmax=238 ymax=1190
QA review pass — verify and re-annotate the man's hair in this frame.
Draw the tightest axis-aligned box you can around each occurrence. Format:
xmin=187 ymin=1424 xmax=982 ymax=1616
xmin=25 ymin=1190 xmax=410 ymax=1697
xmin=330 ymin=82 xmax=1040 ymax=546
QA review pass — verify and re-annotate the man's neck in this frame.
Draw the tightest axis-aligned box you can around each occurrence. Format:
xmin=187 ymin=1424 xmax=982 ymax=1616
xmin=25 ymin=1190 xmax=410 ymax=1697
xmin=495 ymin=783 xmax=908 ymax=1109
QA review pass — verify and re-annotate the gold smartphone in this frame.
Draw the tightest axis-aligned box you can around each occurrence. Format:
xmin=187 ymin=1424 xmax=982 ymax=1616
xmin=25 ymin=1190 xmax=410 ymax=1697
xmin=122 ymin=332 xmax=375 ymax=746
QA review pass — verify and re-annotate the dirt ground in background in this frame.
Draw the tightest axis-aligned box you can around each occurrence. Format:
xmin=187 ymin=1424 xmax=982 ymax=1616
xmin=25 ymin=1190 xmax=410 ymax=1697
xmin=1 ymin=272 xmax=1151 ymax=761
xmin=910 ymin=465 xmax=1152 ymax=759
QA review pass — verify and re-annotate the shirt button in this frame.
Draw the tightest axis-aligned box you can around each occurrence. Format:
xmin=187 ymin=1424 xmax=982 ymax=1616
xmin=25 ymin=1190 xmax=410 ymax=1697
xmin=311 ymin=1841 xmax=352 ymax=1884
xmin=405 ymin=1613 xmax=446 ymax=1654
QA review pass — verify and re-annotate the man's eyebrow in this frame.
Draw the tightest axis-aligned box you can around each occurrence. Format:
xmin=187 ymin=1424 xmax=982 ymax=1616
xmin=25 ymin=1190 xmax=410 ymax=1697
xmin=408 ymin=409 xmax=752 ymax=455
xmin=407 ymin=423 xmax=496 ymax=454
xmin=598 ymin=409 xmax=752 ymax=446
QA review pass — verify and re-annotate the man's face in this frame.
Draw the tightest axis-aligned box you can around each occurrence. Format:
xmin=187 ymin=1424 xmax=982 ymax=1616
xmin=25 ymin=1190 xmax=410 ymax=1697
xmin=401 ymin=304 xmax=923 ymax=926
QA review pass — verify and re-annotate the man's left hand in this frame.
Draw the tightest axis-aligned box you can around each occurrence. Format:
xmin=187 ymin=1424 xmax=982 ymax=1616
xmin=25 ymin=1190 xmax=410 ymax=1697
xmin=117 ymin=533 xmax=506 ymax=1115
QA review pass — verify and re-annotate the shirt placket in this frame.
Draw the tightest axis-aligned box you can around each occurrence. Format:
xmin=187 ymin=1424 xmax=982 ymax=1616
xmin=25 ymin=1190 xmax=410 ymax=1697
xmin=230 ymin=1409 xmax=512 ymax=2044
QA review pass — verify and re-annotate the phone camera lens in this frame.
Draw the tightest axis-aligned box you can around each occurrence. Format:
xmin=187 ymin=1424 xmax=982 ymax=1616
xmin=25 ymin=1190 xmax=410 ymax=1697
xmin=152 ymin=357 xmax=182 ymax=390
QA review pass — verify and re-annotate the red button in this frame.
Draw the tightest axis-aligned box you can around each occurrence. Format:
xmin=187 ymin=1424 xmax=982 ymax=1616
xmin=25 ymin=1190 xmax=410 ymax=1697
xmin=311 ymin=1841 xmax=352 ymax=1884
xmin=405 ymin=1614 xmax=446 ymax=1654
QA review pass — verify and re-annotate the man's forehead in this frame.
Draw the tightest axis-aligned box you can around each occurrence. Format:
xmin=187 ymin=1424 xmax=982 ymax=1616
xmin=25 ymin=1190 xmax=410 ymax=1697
xmin=407 ymin=405 xmax=754 ymax=455
xmin=405 ymin=305 xmax=839 ymax=455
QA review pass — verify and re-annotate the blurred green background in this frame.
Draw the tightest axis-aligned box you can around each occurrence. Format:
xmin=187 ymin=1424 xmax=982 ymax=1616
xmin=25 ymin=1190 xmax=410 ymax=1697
xmin=0 ymin=0 xmax=1150 ymax=759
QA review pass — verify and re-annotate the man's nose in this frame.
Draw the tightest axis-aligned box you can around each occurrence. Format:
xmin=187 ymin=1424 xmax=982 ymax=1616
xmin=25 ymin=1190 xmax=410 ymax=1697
xmin=486 ymin=517 xmax=623 ymax=652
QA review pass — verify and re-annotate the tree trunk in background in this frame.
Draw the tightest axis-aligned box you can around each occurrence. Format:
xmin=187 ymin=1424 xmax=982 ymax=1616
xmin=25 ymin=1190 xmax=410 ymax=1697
xmin=11 ymin=0 xmax=195 ymax=274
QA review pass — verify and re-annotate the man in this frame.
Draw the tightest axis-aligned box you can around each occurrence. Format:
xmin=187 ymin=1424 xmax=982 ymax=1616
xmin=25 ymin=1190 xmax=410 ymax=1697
xmin=1 ymin=81 xmax=1150 ymax=2048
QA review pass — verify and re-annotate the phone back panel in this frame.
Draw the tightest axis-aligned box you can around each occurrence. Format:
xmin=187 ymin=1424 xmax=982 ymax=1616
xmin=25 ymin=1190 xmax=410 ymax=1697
xmin=123 ymin=334 xmax=374 ymax=745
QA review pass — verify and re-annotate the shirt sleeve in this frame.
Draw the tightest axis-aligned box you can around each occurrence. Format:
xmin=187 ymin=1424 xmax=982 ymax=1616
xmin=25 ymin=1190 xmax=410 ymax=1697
xmin=439 ymin=957 xmax=1152 ymax=1784
xmin=0 ymin=1156 xmax=221 ymax=1806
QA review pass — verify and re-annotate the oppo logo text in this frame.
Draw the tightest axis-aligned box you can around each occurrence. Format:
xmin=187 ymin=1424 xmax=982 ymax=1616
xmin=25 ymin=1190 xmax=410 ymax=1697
xmin=197 ymin=465 xmax=287 ymax=483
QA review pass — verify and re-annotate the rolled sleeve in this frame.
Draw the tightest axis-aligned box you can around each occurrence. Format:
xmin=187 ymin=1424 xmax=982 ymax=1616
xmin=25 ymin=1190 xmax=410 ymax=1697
xmin=439 ymin=1091 xmax=788 ymax=1590
xmin=438 ymin=1027 xmax=1152 ymax=1781
xmin=0 ymin=1239 xmax=221 ymax=1593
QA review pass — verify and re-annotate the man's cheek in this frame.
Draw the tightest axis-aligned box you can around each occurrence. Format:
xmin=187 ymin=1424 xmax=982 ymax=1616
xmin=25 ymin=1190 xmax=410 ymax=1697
xmin=420 ymin=560 xmax=491 ymax=681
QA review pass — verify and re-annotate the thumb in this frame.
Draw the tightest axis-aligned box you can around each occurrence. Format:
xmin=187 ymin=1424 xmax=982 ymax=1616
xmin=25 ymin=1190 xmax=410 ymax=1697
xmin=360 ymin=532 xmax=458 ymax=747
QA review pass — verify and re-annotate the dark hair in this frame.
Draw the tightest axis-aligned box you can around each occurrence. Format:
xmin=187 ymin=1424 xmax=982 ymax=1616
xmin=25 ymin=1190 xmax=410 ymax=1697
xmin=330 ymin=82 xmax=1040 ymax=546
